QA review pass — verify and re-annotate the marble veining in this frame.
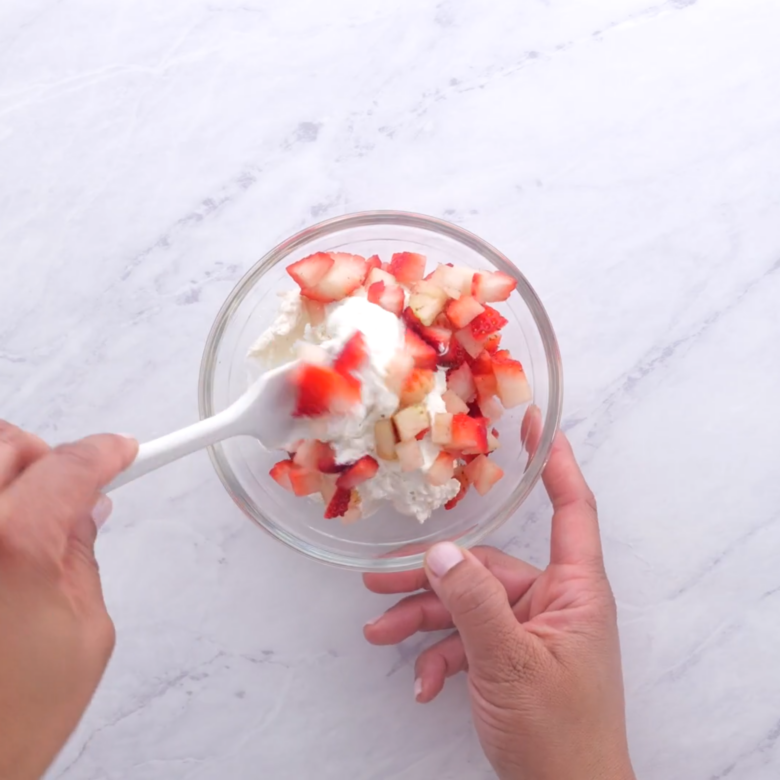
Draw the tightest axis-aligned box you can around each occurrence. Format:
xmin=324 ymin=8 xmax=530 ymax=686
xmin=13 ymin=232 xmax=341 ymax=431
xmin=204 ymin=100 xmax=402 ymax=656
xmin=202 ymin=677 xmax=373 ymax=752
xmin=2 ymin=0 xmax=780 ymax=777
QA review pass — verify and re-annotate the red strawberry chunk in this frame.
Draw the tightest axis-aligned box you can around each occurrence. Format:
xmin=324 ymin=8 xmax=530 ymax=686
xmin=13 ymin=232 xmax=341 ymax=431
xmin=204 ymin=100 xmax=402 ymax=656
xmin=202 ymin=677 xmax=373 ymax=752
xmin=389 ymin=252 xmax=427 ymax=285
xmin=324 ymin=486 xmax=353 ymax=519
xmin=450 ymin=414 xmax=488 ymax=453
xmin=366 ymin=254 xmax=382 ymax=274
xmin=399 ymin=368 xmax=436 ymax=407
xmin=470 ymin=305 xmax=508 ymax=340
xmin=334 ymin=331 xmax=368 ymax=376
xmin=444 ymin=472 xmax=469 ymax=510
xmin=469 ymin=350 xmax=494 ymax=376
xmin=269 ymin=459 xmax=295 ymax=492
xmin=427 ymin=451 xmax=456 ymax=487
xmin=303 ymin=253 xmax=368 ymax=302
xmin=289 ymin=466 xmax=322 ymax=497
xmin=367 ymin=280 xmax=385 ymax=305
xmin=471 ymin=271 xmax=517 ymax=303
xmin=484 ymin=333 xmax=502 ymax=354
xmin=463 ymin=454 xmax=504 ymax=496
xmin=336 ymin=455 xmax=379 ymax=489
xmin=445 ymin=296 xmax=485 ymax=329
xmin=492 ymin=354 xmax=532 ymax=408
xmin=438 ymin=338 xmax=466 ymax=368
xmin=404 ymin=330 xmax=438 ymax=370
xmin=474 ymin=372 xmax=498 ymax=401
xmin=368 ymin=281 xmax=404 ymax=316
xmin=315 ymin=441 xmax=346 ymax=473
xmin=402 ymin=306 xmax=425 ymax=334
xmin=454 ymin=327 xmax=485 ymax=359
xmin=446 ymin=362 xmax=476 ymax=402
xmin=287 ymin=252 xmax=334 ymax=291
xmin=416 ymin=325 xmax=451 ymax=355
xmin=292 ymin=364 xmax=361 ymax=417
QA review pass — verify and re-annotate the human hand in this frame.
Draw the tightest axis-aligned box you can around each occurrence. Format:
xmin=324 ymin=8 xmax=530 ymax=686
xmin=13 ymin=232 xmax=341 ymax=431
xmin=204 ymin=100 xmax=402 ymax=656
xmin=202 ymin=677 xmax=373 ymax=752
xmin=363 ymin=432 xmax=635 ymax=780
xmin=0 ymin=422 xmax=137 ymax=780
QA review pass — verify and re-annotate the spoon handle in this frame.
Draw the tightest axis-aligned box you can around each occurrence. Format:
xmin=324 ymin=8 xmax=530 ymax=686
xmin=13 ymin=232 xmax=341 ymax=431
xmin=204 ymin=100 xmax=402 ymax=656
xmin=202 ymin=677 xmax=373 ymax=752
xmin=106 ymin=406 xmax=241 ymax=492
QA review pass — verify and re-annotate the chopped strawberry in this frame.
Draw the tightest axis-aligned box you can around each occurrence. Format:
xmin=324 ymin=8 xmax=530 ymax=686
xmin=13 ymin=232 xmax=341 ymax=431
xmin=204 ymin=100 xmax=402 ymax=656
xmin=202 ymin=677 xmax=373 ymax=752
xmin=393 ymin=404 xmax=431 ymax=441
xmin=444 ymin=471 xmax=469 ymax=510
xmin=337 ymin=455 xmax=379 ymax=489
xmin=470 ymin=305 xmax=508 ymax=340
xmin=289 ymin=466 xmax=322 ymax=497
xmin=292 ymin=439 xmax=318 ymax=470
xmin=334 ymin=331 xmax=367 ymax=376
xmin=454 ymin=328 xmax=486 ymax=358
xmin=404 ymin=330 xmax=438 ymax=370
xmin=315 ymin=442 xmax=345 ymax=473
xmin=414 ymin=429 xmax=429 ymax=441
xmin=396 ymin=439 xmax=424 ymax=472
xmin=324 ymin=486 xmax=353 ymax=519
xmin=402 ymin=306 xmax=424 ymax=334
xmin=491 ymin=427 xmax=500 ymax=438
xmin=492 ymin=354 xmax=532 ymax=408
xmin=471 ymin=271 xmax=517 ymax=303
xmin=342 ymin=491 xmax=363 ymax=524
xmin=442 ymin=389 xmax=470 ymax=414
xmin=445 ymin=295 xmax=485 ymax=329
xmin=446 ymin=362 xmax=476 ymax=402
xmin=374 ymin=418 xmax=398 ymax=460
xmin=474 ymin=372 xmax=498 ymax=401
xmin=319 ymin=474 xmax=338 ymax=505
xmin=416 ymin=325 xmax=451 ymax=355
xmin=487 ymin=430 xmax=500 ymax=453
xmin=469 ymin=350 xmax=494 ymax=376
xmin=399 ymin=368 xmax=436 ymax=407
xmin=478 ymin=395 xmax=504 ymax=423
xmin=467 ymin=401 xmax=482 ymax=418
xmin=368 ymin=281 xmax=404 ymax=316
xmin=300 ymin=296 xmax=327 ymax=326
xmin=438 ymin=338 xmax=467 ymax=368
xmin=303 ymin=253 xmax=368 ymax=302
xmin=385 ymin=350 xmax=415 ymax=394
xmin=287 ymin=252 xmax=334 ymax=291
xmin=449 ymin=414 xmax=488 ymax=453
xmin=366 ymin=254 xmax=382 ymax=274
xmin=389 ymin=252 xmax=426 ymax=285
xmin=366 ymin=267 xmax=398 ymax=288
xmin=431 ymin=412 xmax=453 ymax=445
xmin=427 ymin=451 xmax=456 ymax=487
xmin=483 ymin=333 xmax=502 ymax=354
xmin=292 ymin=364 xmax=361 ymax=417
xmin=269 ymin=459 xmax=295 ymax=492
xmin=408 ymin=280 xmax=448 ymax=326
xmin=464 ymin=454 xmax=504 ymax=496
xmin=427 ymin=265 xmax=475 ymax=298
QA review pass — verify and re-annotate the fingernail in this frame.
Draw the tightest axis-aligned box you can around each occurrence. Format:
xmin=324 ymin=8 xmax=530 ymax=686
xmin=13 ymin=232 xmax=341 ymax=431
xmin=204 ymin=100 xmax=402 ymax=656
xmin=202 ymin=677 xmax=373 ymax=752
xmin=365 ymin=614 xmax=384 ymax=628
xmin=117 ymin=433 xmax=137 ymax=442
xmin=414 ymin=677 xmax=423 ymax=701
xmin=91 ymin=494 xmax=113 ymax=529
xmin=427 ymin=542 xmax=464 ymax=578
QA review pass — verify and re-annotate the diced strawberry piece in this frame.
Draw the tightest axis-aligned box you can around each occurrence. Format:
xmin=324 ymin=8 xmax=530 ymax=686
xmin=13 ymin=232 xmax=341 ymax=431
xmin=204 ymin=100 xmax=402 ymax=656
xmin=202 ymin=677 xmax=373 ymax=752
xmin=467 ymin=401 xmax=481 ymax=418
xmin=334 ymin=331 xmax=367 ymax=376
xmin=289 ymin=466 xmax=322 ymax=497
xmin=399 ymin=368 xmax=436 ymax=407
xmin=300 ymin=296 xmax=327 ymax=326
xmin=417 ymin=325 xmax=451 ymax=355
xmin=385 ymin=351 xmax=414 ymax=394
xmin=427 ymin=265 xmax=475 ymax=298
xmin=438 ymin=338 xmax=467 ymax=368
xmin=464 ymin=454 xmax=504 ymax=496
xmin=474 ymin=372 xmax=498 ymax=401
xmin=471 ymin=271 xmax=517 ymax=303
xmin=491 ymin=427 xmax=499 ymax=438
xmin=374 ymin=418 xmax=398 ymax=460
xmin=342 ymin=490 xmax=363 ymax=524
xmin=337 ymin=455 xmax=379 ymax=489
xmin=414 ymin=429 xmax=429 ymax=441
xmin=389 ymin=252 xmax=426 ymax=285
xmin=446 ymin=362 xmax=476 ymax=402
xmin=484 ymin=333 xmax=502 ymax=354
xmin=487 ymin=430 xmax=500 ymax=452
xmin=393 ymin=404 xmax=430 ymax=441
xmin=442 ymin=389 xmax=470 ymax=414
xmin=461 ymin=453 xmax=479 ymax=463
xmin=431 ymin=412 xmax=453 ymax=445
xmin=396 ymin=439 xmax=424 ymax=472
xmin=319 ymin=474 xmax=338 ymax=504
xmin=405 ymin=330 xmax=438 ymax=370
xmin=367 ymin=267 xmax=397 ymax=288
xmin=402 ymin=306 xmax=424 ymax=334
xmin=470 ymin=305 xmax=508 ymax=340
xmin=408 ymin=280 xmax=448 ymax=326
xmin=315 ymin=442 xmax=345 ymax=473
xmin=469 ymin=350 xmax=494 ymax=376
xmin=492 ymin=355 xmax=532 ymax=408
xmin=366 ymin=254 xmax=382 ymax=274
xmin=303 ymin=253 xmax=368 ymax=302
xmin=368 ymin=281 xmax=404 ymax=316
xmin=427 ymin=451 xmax=456 ymax=487
xmin=293 ymin=439 xmax=318 ymax=470
xmin=324 ymin=486 xmax=352 ymax=519
xmin=269 ymin=459 xmax=295 ymax=492
xmin=455 ymin=328 xmax=486 ymax=358
xmin=449 ymin=414 xmax=488 ymax=453
xmin=292 ymin=364 xmax=361 ymax=417
xmin=445 ymin=296 xmax=485 ymax=329
xmin=444 ymin=471 xmax=469 ymax=509
xmin=287 ymin=252 xmax=334 ymax=291
xmin=478 ymin=395 xmax=504 ymax=423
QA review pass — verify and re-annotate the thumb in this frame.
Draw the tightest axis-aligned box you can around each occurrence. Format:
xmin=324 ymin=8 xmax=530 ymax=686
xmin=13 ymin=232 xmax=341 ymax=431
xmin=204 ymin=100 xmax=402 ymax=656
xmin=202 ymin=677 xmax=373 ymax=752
xmin=425 ymin=542 xmax=535 ymax=675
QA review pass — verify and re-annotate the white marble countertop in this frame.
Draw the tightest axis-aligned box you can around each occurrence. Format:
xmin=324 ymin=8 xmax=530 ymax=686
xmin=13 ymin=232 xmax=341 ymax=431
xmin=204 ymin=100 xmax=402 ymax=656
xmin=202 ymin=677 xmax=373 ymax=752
xmin=2 ymin=0 xmax=779 ymax=777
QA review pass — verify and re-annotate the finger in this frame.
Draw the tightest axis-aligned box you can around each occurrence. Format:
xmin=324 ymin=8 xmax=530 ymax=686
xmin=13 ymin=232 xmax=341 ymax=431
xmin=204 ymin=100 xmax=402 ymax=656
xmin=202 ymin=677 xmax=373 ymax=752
xmin=520 ymin=404 xmax=543 ymax=458
xmin=0 ymin=421 xmax=49 ymax=489
xmin=542 ymin=431 xmax=603 ymax=567
xmin=414 ymin=632 xmax=467 ymax=703
xmin=2 ymin=434 xmax=138 ymax=536
xmin=365 ymin=551 xmax=541 ymax=645
xmin=424 ymin=543 xmax=537 ymax=673
xmin=363 ymin=545 xmax=540 ymax=596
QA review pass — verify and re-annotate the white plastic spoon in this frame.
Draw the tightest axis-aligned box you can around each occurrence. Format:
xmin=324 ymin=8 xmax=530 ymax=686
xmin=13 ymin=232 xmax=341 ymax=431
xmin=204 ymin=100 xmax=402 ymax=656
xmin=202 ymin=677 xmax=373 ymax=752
xmin=107 ymin=361 xmax=300 ymax=492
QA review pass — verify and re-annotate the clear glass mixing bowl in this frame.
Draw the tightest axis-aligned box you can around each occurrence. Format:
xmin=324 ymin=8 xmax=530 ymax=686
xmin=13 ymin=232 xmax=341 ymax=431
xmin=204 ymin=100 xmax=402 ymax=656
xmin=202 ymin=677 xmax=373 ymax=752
xmin=199 ymin=211 xmax=562 ymax=571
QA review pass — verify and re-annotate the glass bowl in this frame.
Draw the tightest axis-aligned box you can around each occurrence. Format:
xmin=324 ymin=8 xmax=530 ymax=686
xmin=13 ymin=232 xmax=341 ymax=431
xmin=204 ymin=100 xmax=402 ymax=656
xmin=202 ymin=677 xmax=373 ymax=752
xmin=199 ymin=211 xmax=562 ymax=572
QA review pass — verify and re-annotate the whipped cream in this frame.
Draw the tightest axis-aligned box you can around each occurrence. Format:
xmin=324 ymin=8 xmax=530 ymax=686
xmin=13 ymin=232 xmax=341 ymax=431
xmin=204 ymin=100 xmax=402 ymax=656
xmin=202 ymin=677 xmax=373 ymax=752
xmin=248 ymin=292 xmax=461 ymax=522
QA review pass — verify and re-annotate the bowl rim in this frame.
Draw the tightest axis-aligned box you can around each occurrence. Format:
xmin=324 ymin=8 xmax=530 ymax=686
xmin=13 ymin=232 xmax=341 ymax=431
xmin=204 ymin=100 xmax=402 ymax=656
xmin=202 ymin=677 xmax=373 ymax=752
xmin=199 ymin=209 xmax=563 ymax=572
